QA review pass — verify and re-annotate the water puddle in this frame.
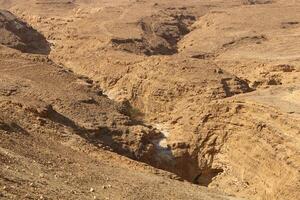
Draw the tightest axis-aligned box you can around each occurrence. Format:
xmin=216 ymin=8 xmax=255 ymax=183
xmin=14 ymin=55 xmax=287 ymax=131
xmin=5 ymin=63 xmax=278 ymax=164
xmin=152 ymin=124 xmax=174 ymax=163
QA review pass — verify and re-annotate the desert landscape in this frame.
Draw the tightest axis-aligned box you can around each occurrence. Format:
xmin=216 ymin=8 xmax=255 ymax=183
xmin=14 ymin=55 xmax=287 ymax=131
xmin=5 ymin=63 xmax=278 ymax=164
xmin=0 ymin=0 xmax=299 ymax=199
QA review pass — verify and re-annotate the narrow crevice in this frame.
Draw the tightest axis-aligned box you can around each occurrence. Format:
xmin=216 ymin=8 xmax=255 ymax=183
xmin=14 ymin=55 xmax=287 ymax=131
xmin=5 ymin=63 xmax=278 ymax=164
xmin=193 ymin=169 xmax=224 ymax=186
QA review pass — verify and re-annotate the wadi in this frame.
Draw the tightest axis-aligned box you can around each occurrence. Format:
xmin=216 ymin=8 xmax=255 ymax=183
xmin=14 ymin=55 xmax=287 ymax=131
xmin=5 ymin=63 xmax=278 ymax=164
xmin=0 ymin=0 xmax=299 ymax=199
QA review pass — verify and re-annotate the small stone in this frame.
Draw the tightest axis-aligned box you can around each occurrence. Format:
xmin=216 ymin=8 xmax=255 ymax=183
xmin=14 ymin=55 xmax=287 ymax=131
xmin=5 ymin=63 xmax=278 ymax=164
xmin=214 ymin=68 xmax=223 ymax=74
xmin=102 ymin=184 xmax=112 ymax=189
xmin=90 ymin=187 xmax=94 ymax=192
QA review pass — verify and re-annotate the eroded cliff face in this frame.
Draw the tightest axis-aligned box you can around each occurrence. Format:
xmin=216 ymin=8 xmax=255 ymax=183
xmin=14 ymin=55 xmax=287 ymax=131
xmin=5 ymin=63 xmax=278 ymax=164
xmin=0 ymin=1 xmax=300 ymax=200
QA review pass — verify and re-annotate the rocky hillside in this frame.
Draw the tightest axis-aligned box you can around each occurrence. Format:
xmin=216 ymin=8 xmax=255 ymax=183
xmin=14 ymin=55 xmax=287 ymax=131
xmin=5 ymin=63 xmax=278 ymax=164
xmin=0 ymin=1 xmax=299 ymax=200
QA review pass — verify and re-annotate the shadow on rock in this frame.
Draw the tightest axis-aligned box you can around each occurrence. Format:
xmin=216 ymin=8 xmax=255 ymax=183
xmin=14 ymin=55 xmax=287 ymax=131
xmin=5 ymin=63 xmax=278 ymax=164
xmin=0 ymin=10 xmax=50 ymax=55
